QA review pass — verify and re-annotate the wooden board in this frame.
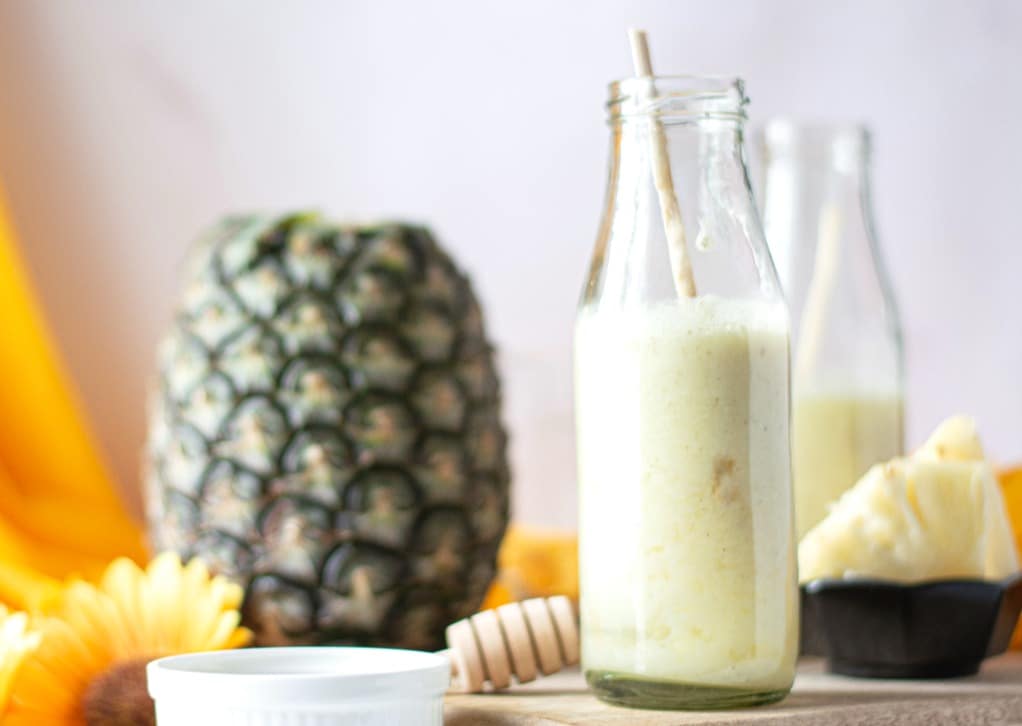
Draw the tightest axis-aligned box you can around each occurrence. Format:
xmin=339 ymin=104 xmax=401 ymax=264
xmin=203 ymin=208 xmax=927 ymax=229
xmin=444 ymin=655 xmax=1022 ymax=725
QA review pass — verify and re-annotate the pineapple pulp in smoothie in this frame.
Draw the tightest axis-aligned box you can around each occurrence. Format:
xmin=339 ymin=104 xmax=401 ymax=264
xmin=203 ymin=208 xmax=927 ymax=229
xmin=575 ymin=296 xmax=797 ymax=693
xmin=793 ymin=392 xmax=903 ymax=539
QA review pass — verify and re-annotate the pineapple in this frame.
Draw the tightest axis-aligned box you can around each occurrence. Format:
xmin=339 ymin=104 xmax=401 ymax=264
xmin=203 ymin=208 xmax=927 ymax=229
xmin=798 ymin=416 xmax=1018 ymax=583
xmin=145 ymin=214 xmax=509 ymax=649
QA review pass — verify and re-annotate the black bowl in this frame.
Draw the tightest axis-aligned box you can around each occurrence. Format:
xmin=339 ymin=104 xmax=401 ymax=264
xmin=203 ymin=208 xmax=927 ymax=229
xmin=799 ymin=574 xmax=1022 ymax=678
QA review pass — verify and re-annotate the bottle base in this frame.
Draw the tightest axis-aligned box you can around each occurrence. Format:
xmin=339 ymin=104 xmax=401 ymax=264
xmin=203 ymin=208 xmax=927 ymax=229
xmin=585 ymin=670 xmax=790 ymax=710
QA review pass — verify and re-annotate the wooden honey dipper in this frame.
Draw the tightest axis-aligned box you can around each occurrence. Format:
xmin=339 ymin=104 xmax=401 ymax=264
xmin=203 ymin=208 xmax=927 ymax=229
xmin=441 ymin=596 xmax=579 ymax=693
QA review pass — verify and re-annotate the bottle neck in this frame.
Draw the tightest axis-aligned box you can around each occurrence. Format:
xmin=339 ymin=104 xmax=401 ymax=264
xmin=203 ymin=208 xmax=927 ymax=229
xmin=587 ymin=116 xmax=777 ymax=307
xmin=760 ymin=125 xmax=881 ymax=301
xmin=759 ymin=123 xmax=902 ymax=391
xmin=583 ymin=76 xmax=782 ymax=309
xmin=610 ymin=118 xmax=751 ymax=221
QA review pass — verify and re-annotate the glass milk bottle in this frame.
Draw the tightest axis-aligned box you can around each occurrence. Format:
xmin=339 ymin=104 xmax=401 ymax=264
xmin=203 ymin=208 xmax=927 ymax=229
xmin=758 ymin=122 xmax=904 ymax=541
xmin=574 ymin=77 xmax=797 ymax=710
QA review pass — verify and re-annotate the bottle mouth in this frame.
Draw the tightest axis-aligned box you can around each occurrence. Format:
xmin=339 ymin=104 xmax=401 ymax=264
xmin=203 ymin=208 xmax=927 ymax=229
xmin=758 ymin=119 xmax=870 ymax=168
xmin=607 ymin=75 xmax=748 ymax=124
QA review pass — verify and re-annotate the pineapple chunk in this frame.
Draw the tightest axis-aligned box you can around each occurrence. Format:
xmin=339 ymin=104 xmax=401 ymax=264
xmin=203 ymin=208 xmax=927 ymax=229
xmin=916 ymin=415 xmax=986 ymax=462
xmin=799 ymin=417 xmax=1019 ymax=583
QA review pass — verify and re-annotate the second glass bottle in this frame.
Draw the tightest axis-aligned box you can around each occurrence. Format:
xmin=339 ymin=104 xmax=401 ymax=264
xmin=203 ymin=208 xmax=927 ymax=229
xmin=758 ymin=122 xmax=905 ymax=541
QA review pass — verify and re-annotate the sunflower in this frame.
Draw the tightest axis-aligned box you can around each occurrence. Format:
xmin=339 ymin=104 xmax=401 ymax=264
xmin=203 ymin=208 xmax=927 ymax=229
xmin=0 ymin=604 xmax=41 ymax=717
xmin=6 ymin=552 xmax=251 ymax=726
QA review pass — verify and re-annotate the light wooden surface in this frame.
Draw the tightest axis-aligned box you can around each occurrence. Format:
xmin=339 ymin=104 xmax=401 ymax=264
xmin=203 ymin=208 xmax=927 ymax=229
xmin=444 ymin=655 xmax=1022 ymax=725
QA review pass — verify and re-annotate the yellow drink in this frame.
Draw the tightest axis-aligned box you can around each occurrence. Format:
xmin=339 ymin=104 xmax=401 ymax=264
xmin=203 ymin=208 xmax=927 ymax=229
xmin=793 ymin=392 xmax=903 ymax=539
xmin=575 ymin=297 xmax=797 ymax=698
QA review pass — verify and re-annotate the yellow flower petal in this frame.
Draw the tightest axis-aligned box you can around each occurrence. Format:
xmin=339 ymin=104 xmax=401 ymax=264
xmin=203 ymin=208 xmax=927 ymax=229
xmin=225 ymin=627 xmax=254 ymax=650
xmin=8 ymin=619 xmax=84 ymax=722
xmin=99 ymin=558 xmax=147 ymax=653
xmin=0 ymin=605 xmax=40 ymax=717
xmin=204 ymin=611 xmax=245 ymax=651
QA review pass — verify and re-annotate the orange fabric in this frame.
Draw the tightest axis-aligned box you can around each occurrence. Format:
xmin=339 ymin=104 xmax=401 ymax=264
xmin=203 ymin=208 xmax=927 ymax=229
xmin=998 ymin=466 xmax=1022 ymax=649
xmin=482 ymin=525 xmax=578 ymax=609
xmin=0 ymin=185 xmax=145 ymax=608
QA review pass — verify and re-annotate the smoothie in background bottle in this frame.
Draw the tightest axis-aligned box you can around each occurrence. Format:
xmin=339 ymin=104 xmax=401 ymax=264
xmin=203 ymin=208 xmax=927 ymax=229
xmin=575 ymin=296 xmax=797 ymax=691
xmin=793 ymin=390 xmax=904 ymax=539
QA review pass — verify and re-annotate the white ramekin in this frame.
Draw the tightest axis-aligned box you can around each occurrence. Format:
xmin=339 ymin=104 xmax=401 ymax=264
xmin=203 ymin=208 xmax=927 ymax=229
xmin=147 ymin=646 xmax=450 ymax=726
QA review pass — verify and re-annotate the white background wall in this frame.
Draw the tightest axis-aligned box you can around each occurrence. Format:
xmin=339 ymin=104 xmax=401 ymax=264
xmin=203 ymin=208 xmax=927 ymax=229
xmin=0 ymin=1 xmax=1019 ymax=526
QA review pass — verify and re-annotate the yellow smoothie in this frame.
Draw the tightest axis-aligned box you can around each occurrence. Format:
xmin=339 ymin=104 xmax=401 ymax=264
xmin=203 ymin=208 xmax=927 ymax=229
xmin=793 ymin=392 xmax=903 ymax=540
xmin=574 ymin=297 xmax=797 ymax=691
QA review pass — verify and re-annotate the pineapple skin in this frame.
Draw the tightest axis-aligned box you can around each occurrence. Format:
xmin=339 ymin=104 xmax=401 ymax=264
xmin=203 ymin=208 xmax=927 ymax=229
xmin=145 ymin=214 xmax=510 ymax=649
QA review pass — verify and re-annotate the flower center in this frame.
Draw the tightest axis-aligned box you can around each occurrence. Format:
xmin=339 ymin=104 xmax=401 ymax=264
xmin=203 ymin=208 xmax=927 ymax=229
xmin=82 ymin=658 xmax=156 ymax=726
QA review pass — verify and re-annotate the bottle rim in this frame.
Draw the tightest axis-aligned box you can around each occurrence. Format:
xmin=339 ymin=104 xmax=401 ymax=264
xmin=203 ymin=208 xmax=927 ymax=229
xmin=758 ymin=119 xmax=871 ymax=162
xmin=606 ymin=75 xmax=748 ymax=124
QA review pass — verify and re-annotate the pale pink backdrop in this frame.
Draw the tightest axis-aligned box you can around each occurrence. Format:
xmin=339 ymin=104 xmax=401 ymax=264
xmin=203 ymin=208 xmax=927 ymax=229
xmin=0 ymin=0 xmax=1019 ymax=525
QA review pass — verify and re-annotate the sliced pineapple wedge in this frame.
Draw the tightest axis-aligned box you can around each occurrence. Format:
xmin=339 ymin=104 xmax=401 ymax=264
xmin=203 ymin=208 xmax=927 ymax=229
xmin=799 ymin=416 xmax=1019 ymax=583
xmin=916 ymin=415 xmax=987 ymax=463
